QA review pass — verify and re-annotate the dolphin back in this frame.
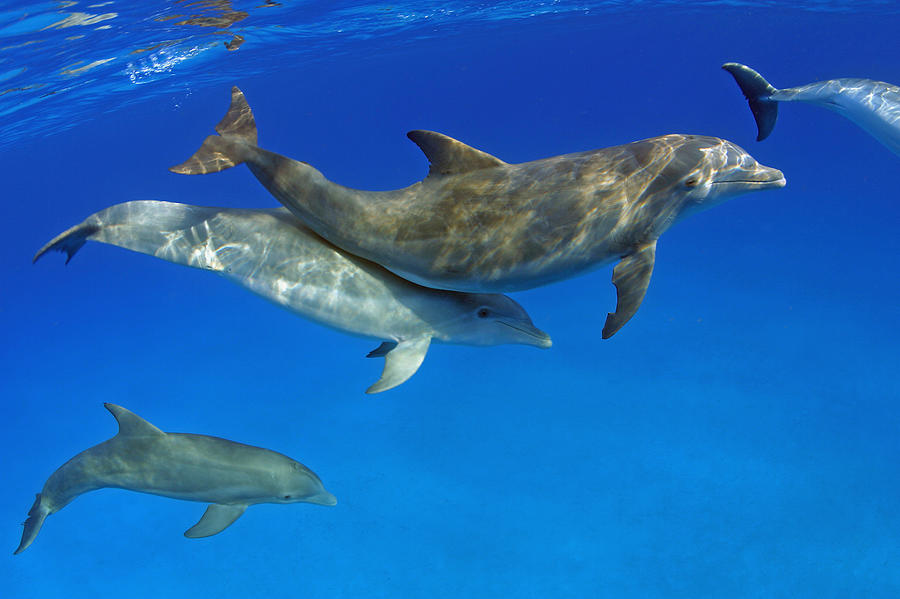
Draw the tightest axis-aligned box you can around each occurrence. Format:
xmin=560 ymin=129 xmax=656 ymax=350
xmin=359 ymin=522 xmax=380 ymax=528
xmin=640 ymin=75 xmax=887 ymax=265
xmin=14 ymin=493 xmax=50 ymax=554
xmin=722 ymin=63 xmax=780 ymax=141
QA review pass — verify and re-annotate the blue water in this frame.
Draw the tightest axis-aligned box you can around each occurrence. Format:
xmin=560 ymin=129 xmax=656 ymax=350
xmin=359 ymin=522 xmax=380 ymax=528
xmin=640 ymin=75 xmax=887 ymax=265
xmin=2 ymin=2 xmax=899 ymax=597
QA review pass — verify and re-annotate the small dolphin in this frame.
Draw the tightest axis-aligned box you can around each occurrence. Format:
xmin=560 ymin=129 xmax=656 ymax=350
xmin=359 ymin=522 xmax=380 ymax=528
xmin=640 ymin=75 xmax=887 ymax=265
xmin=722 ymin=62 xmax=900 ymax=156
xmin=15 ymin=403 xmax=335 ymax=554
xmin=170 ymin=87 xmax=785 ymax=338
xmin=35 ymin=201 xmax=551 ymax=393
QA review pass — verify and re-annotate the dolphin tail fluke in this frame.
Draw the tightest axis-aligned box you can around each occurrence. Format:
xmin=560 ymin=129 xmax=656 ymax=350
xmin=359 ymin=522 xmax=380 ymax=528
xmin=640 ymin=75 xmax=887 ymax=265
xmin=722 ymin=62 xmax=779 ymax=141
xmin=15 ymin=494 xmax=50 ymax=554
xmin=170 ymin=86 xmax=257 ymax=175
xmin=32 ymin=221 xmax=100 ymax=264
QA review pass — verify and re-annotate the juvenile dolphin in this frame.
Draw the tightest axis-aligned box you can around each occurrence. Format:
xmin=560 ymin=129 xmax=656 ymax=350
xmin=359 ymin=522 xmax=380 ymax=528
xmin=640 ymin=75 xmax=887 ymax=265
xmin=170 ymin=87 xmax=785 ymax=338
xmin=35 ymin=201 xmax=550 ymax=393
xmin=723 ymin=62 xmax=900 ymax=156
xmin=15 ymin=403 xmax=335 ymax=554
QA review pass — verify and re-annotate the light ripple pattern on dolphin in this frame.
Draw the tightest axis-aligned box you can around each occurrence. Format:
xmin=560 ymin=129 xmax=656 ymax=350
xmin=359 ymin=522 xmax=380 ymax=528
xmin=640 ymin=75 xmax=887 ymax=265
xmin=170 ymin=87 xmax=786 ymax=338
xmin=723 ymin=62 xmax=900 ymax=156
xmin=34 ymin=201 xmax=551 ymax=393
xmin=15 ymin=403 xmax=336 ymax=554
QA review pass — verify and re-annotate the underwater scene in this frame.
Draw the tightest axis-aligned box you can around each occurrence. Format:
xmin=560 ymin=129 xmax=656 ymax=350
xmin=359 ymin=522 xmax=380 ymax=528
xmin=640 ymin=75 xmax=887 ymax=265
xmin=2 ymin=1 xmax=899 ymax=597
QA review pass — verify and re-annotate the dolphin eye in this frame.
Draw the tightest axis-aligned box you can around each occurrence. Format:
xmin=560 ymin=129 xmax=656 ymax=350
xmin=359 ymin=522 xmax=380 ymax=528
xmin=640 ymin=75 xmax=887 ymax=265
xmin=283 ymin=495 xmax=291 ymax=499
xmin=477 ymin=308 xmax=490 ymax=319
xmin=684 ymin=177 xmax=699 ymax=188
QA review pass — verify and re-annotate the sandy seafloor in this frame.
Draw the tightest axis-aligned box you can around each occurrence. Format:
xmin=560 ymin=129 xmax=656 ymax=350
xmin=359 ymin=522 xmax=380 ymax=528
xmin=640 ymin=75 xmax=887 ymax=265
xmin=1 ymin=2 xmax=899 ymax=598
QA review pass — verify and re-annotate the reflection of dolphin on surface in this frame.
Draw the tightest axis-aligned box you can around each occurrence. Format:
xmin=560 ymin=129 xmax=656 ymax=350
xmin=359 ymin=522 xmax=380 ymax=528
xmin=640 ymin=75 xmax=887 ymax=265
xmin=171 ymin=87 xmax=786 ymax=338
xmin=35 ymin=201 xmax=551 ymax=393
xmin=15 ymin=403 xmax=335 ymax=554
xmin=723 ymin=62 xmax=900 ymax=156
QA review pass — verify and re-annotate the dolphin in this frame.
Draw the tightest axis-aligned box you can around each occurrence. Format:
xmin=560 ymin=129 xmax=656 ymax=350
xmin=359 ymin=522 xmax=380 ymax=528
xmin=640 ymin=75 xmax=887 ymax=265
xmin=15 ymin=403 xmax=335 ymax=554
xmin=170 ymin=87 xmax=786 ymax=338
xmin=722 ymin=62 xmax=900 ymax=156
xmin=34 ymin=201 xmax=551 ymax=393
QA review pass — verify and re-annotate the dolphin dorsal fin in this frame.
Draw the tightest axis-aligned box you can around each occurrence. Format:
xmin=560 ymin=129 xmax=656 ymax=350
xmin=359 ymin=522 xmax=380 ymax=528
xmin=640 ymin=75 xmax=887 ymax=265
xmin=104 ymin=403 xmax=165 ymax=438
xmin=407 ymin=130 xmax=506 ymax=177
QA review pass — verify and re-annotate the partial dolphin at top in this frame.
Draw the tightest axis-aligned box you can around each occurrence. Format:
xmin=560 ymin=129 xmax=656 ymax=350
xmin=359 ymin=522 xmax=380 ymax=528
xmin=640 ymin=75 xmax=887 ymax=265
xmin=722 ymin=62 xmax=900 ymax=156
xmin=15 ymin=403 xmax=335 ymax=554
xmin=170 ymin=87 xmax=785 ymax=338
xmin=35 ymin=201 xmax=550 ymax=393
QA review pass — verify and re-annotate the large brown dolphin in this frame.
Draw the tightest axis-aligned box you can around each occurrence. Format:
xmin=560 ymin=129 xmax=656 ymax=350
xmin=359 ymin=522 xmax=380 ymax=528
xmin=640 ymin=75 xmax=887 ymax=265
xmin=171 ymin=87 xmax=786 ymax=337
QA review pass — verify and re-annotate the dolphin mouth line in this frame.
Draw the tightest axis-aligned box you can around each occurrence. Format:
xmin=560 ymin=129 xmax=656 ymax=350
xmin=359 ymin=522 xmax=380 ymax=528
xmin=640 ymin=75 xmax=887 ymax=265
xmin=497 ymin=320 xmax=552 ymax=347
xmin=712 ymin=176 xmax=786 ymax=187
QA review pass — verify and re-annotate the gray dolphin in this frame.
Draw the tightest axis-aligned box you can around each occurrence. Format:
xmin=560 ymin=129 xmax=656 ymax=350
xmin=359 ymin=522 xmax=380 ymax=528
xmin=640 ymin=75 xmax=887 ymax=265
xmin=170 ymin=87 xmax=785 ymax=338
xmin=723 ymin=62 xmax=900 ymax=156
xmin=15 ymin=403 xmax=335 ymax=554
xmin=34 ymin=201 xmax=550 ymax=393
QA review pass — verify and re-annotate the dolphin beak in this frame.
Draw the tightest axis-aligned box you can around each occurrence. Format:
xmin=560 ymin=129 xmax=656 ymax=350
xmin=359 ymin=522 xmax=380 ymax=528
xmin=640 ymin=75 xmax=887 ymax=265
xmin=498 ymin=320 xmax=553 ymax=349
xmin=309 ymin=491 xmax=337 ymax=506
xmin=714 ymin=164 xmax=786 ymax=189
xmin=753 ymin=165 xmax=787 ymax=188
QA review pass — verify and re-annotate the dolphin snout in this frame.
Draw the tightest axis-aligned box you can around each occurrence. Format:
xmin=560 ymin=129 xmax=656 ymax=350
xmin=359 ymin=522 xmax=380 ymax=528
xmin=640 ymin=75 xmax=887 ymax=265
xmin=499 ymin=320 xmax=553 ymax=348
xmin=755 ymin=165 xmax=786 ymax=187
xmin=533 ymin=335 xmax=553 ymax=349
xmin=715 ymin=163 xmax=786 ymax=189
xmin=310 ymin=491 xmax=337 ymax=506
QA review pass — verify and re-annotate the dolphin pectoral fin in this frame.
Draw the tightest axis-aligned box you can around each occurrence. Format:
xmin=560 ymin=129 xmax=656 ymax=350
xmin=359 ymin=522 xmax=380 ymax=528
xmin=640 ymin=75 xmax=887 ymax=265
xmin=366 ymin=337 xmax=431 ymax=394
xmin=602 ymin=241 xmax=657 ymax=339
xmin=366 ymin=341 xmax=398 ymax=358
xmin=184 ymin=504 xmax=248 ymax=538
xmin=407 ymin=130 xmax=506 ymax=177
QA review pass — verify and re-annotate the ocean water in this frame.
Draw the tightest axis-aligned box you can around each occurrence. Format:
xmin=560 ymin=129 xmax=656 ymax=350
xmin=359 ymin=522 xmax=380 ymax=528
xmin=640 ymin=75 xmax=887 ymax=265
xmin=2 ymin=1 xmax=899 ymax=597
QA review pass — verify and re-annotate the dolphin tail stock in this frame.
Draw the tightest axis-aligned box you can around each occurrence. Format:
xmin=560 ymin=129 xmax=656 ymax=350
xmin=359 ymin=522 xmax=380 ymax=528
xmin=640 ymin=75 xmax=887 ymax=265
xmin=722 ymin=62 xmax=780 ymax=141
xmin=170 ymin=86 xmax=258 ymax=175
xmin=15 ymin=493 xmax=50 ymax=554
xmin=32 ymin=221 xmax=100 ymax=264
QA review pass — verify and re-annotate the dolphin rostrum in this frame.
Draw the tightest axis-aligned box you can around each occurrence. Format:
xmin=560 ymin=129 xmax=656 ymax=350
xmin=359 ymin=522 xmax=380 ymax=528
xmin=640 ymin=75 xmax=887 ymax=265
xmin=15 ymin=403 xmax=335 ymax=554
xmin=723 ymin=62 xmax=900 ymax=156
xmin=34 ymin=201 xmax=551 ymax=393
xmin=170 ymin=87 xmax=786 ymax=338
